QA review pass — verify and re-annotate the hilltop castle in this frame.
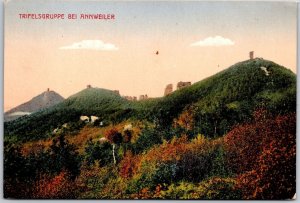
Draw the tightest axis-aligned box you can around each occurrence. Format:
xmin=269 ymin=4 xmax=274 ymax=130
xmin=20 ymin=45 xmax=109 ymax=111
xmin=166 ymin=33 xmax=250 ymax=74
xmin=164 ymin=81 xmax=192 ymax=96
xmin=123 ymin=96 xmax=137 ymax=101
xmin=177 ymin=81 xmax=191 ymax=90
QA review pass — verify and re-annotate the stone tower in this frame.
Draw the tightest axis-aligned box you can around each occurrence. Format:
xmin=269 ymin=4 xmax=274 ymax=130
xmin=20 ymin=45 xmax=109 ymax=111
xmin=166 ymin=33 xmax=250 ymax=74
xmin=164 ymin=84 xmax=173 ymax=96
xmin=249 ymin=51 xmax=254 ymax=60
xmin=113 ymin=90 xmax=120 ymax=96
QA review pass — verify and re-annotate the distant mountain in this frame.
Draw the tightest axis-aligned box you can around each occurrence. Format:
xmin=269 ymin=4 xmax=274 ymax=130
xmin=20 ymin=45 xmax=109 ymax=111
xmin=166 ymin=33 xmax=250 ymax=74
xmin=4 ymin=87 xmax=131 ymax=142
xmin=4 ymin=90 xmax=65 ymax=121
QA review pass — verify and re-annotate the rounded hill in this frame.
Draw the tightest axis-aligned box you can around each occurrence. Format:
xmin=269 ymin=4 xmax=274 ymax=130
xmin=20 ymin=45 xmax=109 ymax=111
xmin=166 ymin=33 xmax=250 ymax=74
xmin=55 ymin=87 xmax=130 ymax=113
xmin=140 ymin=58 xmax=296 ymax=136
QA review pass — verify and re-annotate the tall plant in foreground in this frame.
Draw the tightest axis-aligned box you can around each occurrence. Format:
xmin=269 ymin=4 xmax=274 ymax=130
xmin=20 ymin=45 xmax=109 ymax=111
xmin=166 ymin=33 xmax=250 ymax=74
xmin=105 ymin=128 xmax=123 ymax=164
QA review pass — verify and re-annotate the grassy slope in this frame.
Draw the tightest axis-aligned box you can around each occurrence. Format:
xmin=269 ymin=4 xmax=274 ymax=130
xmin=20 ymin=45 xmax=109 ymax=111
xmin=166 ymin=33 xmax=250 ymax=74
xmin=132 ymin=59 xmax=295 ymax=122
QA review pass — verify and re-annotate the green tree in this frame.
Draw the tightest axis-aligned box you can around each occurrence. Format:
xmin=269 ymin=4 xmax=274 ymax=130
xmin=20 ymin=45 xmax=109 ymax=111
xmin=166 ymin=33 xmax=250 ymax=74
xmin=84 ymin=139 xmax=113 ymax=166
xmin=48 ymin=134 xmax=82 ymax=179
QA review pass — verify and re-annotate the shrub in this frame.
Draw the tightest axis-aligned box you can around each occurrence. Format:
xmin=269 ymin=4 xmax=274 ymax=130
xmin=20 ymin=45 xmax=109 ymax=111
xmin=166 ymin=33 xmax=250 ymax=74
xmin=225 ymin=110 xmax=296 ymax=199
xmin=105 ymin=128 xmax=123 ymax=145
xmin=119 ymin=151 xmax=142 ymax=179
xmin=4 ymin=143 xmax=31 ymax=198
xmin=32 ymin=171 xmax=79 ymax=199
xmin=224 ymin=109 xmax=274 ymax=173
xmin=159 ymin=182 xmax=196 ymax=199
xmin=47 ymin=134 xmax=82 ymax=179
xmin=194 ymin=177 xmax=241 ymax=199
xmin=173 ymin=106 xmax=195 ymax=131
xmin=84 ymin=139 xmax=113 ymax=166
xmin=159 ymin=177 xmax=241 ymax=200
xmin=75 ymin=163 xmax=112 ymax=199
xmin=123 ymin=129 xmax=132 ymax=143
xmin=175 ymin=135 xmax=223 ymax=183
xmin=131 ymin=127 xmax=162 ymax=154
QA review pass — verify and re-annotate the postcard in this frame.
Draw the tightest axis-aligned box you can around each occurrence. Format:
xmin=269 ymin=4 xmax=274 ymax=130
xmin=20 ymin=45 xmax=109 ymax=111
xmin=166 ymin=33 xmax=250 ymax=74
xmin=4 ymin=0 xmax=297 ymax=200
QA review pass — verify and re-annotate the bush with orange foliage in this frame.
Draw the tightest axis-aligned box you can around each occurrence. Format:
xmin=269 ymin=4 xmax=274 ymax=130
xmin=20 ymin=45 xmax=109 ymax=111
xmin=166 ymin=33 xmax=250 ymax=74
xmin=143 ymin=135 xmax=190 ymax=163
xmin=224 ymin=110 xmax=296 ymax=199
xmin=32 ymin=171 xmax=79 ymax=199
xmin=173 ymin=107 xmax=195 ymax=131
xmin=126 ymin=134 xmax=228 ymax=196
xmin=105 ymin=128 xmax=123 ymax=144
xmin=119 ymin=151 xmax=142 ymax=179
xmin=225 ymin=109 xmax=276 ymax=173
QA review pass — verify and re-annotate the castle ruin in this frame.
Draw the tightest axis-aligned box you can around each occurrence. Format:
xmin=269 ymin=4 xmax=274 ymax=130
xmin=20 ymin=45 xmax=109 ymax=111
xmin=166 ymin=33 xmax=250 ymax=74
xmin=162 ymin=81 xmax=192 ymax=96
xmin=139 ymin=94 xmax=148 ymax=100
xmin=123 ymin=96 xmax=137 ymax=101
xmin=177 ymin=81 xmax=191 ymax=90
xmin=113 ymin=90 xmax=120 ymax=96
xmin=164 ymin=84 xmax=173 ymax=96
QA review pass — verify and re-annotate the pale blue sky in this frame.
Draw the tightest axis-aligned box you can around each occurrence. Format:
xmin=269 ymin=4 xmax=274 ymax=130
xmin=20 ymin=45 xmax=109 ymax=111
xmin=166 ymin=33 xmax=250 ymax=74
xmin=4 ymin=1 xmax=297 ymax=111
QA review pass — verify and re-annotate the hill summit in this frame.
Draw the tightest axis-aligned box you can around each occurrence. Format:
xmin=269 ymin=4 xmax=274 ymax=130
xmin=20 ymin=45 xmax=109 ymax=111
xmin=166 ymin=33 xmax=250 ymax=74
xmin=4 ymin=89 xmax=64 ymax=121
xmin=55 ymin=87 xmax=129 ymax=112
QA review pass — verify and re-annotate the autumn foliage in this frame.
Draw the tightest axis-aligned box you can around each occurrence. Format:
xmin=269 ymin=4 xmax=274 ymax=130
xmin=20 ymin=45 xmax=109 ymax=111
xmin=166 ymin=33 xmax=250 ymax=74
xmin=105 ymin=128 xmax=123 ymax=144
xmin=143 ymin=135 xmax=190 ymax=163
xmin=31 ymin=171 xmax=77 ymax=199
xmin=173 ymin=107 xmax=195 ymax=131
xmin=119 ymin=151 xmax=142 ymax=179
xmin=4 ymin=109 xmax=296 ymax=199
xmin=123 ymin=129 xmax=132 ymax=143
xmin=224 ymin=110 xmax=296 ymax=199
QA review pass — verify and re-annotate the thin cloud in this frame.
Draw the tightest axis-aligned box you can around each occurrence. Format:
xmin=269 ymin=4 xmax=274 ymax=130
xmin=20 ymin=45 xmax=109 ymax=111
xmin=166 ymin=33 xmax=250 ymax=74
xmin=60 ymin=40 xmax=119 ymax=51
xmin=190 ymin=36 xmax=234 ymax=47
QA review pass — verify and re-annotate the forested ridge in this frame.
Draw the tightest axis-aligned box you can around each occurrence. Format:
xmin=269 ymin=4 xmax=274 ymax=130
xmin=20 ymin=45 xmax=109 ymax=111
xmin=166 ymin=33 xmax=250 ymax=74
xmin=4 ymin=58 xmax=296 ymax=199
